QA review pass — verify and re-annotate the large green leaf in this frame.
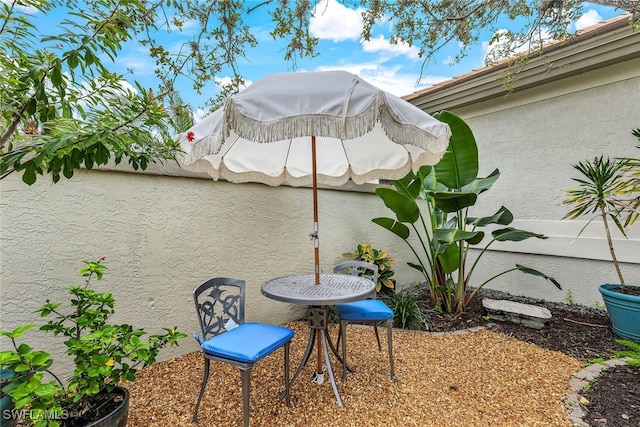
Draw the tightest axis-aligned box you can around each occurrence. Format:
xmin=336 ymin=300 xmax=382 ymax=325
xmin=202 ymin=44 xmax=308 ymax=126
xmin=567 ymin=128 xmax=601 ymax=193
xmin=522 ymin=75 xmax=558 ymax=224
xmin=375 ymin=187 xmax=420 ymax=223
xmin=432 ymin=111 xmax=478 ymax=189
xmin=431 ymin=191 xmax=478 ymax=213
xmin=434 ymin=228 xmax=484 ymax=245
xmin=516 ymin=264 xmax=562 ymax=289
xmin=372 ymin=217 xmax=410 ymax=240
xmin=407 ymin=262 xmax=424 ymax=273
xmin=392 ymin=171 xmax=423 ymax=200
xmin=437 ymin=242 xmax=460 ymax=274
xmin=468 ymin=206 xmax=514 ymax=227
xmin=464 ymin=169 xmax=501 ymax=194
xmin=492 ymin=228 xmax=547 ymax=241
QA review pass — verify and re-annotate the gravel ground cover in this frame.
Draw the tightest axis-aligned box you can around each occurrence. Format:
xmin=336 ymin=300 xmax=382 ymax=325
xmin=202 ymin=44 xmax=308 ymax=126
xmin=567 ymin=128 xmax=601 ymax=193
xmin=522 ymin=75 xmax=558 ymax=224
xmin=124 ymin=322 xmax=581 ymax=427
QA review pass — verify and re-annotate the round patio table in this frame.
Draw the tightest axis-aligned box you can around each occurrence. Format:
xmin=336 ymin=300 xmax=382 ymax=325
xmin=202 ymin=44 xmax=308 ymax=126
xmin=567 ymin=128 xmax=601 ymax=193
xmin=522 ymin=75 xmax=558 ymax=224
xmin=261 ymin=273 xmax=375 ymax=407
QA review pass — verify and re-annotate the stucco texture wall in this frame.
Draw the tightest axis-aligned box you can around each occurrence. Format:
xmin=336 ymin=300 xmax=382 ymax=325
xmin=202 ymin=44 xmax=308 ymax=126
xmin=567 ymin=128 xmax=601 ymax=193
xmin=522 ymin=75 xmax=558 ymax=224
xmin=451 ymin=62 xmax=640 ymax=306
xmin=0 ymin=168 xmax=419 ymax=373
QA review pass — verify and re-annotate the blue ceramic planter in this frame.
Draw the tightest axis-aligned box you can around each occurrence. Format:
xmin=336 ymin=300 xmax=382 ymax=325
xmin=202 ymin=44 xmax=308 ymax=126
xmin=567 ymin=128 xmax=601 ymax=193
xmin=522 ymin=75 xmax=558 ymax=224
xmin=599 ymin=284 xmax=640 ymax=343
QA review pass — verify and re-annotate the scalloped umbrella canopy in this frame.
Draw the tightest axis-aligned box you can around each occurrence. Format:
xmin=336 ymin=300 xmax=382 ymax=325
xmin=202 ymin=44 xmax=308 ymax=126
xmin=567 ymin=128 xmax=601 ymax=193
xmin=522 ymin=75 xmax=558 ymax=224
xmin=179 ymin=71 xmax=451 ymax=187
xmin=178 ymin=70 xmax=451 ymax=284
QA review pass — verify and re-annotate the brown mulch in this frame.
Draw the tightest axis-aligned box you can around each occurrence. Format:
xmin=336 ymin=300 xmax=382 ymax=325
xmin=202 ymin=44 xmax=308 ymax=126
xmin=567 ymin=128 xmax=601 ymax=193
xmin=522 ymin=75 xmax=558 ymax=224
xmin=122 ymin=287 xmax=638 ymax=426
xmin=424 ymin=288 xmax=639 ymax=427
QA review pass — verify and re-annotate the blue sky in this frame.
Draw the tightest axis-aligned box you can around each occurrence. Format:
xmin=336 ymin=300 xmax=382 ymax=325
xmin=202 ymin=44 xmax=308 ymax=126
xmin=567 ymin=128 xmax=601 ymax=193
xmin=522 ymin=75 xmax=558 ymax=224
xmin=31 ymin=1 xmax=624 ymax=116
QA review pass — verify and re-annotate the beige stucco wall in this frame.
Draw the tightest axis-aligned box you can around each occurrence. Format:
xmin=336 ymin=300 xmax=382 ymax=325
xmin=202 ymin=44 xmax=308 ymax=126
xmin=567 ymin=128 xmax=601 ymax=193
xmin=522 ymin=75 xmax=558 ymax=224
xmin=1 ymin=44 xmax=638 ymax=378
xmin=0 ymin=166 xmax=421 ymax=372
xmin=448 ymin=57 xmax=640 ymax=306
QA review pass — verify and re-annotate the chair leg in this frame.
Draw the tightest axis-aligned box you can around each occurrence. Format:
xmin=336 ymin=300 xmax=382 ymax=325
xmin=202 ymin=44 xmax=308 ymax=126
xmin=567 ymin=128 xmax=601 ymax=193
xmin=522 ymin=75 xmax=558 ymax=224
xmin=386 ymin=319 xmax=396 ymax=380
xmin=192 ymin=357 xmax=210 ymax=424
xmin=240 ymin=366 xmax=252 ymax=427
xmin=373 ymin=322 xmax=382 ymax=351
xmin=284 ymin=342 xmax=291 ymax=407
xmin=340 ymin=321 xmax=348 ymax=381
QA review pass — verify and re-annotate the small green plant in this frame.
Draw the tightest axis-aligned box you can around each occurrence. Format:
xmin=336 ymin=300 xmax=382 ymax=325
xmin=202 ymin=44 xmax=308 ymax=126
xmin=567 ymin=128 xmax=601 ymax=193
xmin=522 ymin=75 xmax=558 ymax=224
xmin=593 ymin=300 xmax=606 ymax=310
xmin=381 ymin=286 xmax=430 ymax=330
xmin=614 ymin=339 xmax=640 ymax=367
xmin=586 ymin=357 xmax=606 ymax=366
xmin=565 ymin=290 xmax=575 ymax=304
xmin=342 ymin=243 xmax=395 ymax=293
xmin=0 ymin=258 xmax=186 ymax=426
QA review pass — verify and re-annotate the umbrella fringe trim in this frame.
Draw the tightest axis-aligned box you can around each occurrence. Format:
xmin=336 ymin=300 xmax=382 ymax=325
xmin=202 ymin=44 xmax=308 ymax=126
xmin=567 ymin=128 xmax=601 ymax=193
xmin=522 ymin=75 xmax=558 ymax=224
xmin=223 ymin=96 xmax=382 ymax=143
xmin=177 ymin=91 xmax=452 ymax=167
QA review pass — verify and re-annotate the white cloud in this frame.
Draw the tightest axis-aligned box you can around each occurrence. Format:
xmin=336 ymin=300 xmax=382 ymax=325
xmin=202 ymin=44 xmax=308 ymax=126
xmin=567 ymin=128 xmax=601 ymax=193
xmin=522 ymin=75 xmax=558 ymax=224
xmin=442 ymin=56 xmax=456 ymax=66
xmin=165 ymin=16 xmax=199 ymax=32
xmin=118 ymin=53 xmax=156 ymax=77
xmin=574 ymin=9 xmax=603 ymax=31
xmin=483 ymin=8 xmax=604 ymax=63
xmin=313 ymin=63 xmax=450 ymax=97
xmin=482 ymin=28 xmax=553 ymax=63
xmin=214 ymin=76 xmax=252 ymax=91
xmin=362 ymin=35 xmax=420 ymax=60
xmin=116 ymin=79 xmax=138 ymax=95
xmin=309 ymin=0 xmax=364 ymax=42
xmin=0 ymin=0 xmax=38 ymax=14
xmin=194 ymin=108 xmax=210 ymax=122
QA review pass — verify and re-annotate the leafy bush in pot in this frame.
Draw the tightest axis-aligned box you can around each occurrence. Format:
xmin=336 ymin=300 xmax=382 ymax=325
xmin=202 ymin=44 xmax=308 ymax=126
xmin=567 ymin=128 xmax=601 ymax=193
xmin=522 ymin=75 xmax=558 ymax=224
xmin=0 ymin=258 xmax=186 ymax=426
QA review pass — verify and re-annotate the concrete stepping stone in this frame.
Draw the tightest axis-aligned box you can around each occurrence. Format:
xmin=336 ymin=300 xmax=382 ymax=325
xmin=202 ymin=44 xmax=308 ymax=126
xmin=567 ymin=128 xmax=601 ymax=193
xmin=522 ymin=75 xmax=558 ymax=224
xmin=482 ymin=298 xmax=552 ymax=329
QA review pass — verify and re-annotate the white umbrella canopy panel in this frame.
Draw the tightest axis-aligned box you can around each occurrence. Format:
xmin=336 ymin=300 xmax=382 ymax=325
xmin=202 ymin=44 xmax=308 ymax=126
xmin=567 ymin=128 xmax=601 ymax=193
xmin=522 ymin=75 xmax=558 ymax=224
xmin=178 ymin=70 xmax=452 ymax=284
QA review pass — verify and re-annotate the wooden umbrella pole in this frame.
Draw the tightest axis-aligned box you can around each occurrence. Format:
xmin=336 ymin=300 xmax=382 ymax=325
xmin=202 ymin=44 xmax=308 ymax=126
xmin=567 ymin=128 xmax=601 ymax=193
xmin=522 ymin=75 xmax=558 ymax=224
xmin=312 ymin=135 xmax=320 ymax=286
xmin=311 ymin=135 xmax=323 ymax=375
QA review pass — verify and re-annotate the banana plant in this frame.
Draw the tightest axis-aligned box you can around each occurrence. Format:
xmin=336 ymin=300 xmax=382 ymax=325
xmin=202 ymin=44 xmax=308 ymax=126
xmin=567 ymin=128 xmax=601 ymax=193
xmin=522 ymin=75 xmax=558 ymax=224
xmin=373 ymin=111 xmax=560 ymax=313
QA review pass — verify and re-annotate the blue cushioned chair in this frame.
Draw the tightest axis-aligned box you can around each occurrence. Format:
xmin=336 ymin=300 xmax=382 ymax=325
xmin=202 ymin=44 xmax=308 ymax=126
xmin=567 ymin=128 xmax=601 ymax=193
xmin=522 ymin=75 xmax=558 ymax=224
xmin=334 ymin=261 xmax=395 ymax=381
xmin=192 ymin=277 xmax=294 ymax=427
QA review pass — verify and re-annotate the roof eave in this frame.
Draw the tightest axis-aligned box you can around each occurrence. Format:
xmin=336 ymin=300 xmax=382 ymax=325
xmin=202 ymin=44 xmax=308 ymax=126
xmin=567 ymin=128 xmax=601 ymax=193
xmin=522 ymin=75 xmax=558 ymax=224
xmin=404 ymin=13 xmax=640 ymax=112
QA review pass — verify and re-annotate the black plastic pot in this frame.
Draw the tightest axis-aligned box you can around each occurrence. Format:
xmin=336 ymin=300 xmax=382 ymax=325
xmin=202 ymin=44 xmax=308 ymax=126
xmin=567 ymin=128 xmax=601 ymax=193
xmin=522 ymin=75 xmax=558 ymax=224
xmin=0 ymin=369 xmax=17 ymax=427
xmin=83 ymin=386 xmax=129 ymax=427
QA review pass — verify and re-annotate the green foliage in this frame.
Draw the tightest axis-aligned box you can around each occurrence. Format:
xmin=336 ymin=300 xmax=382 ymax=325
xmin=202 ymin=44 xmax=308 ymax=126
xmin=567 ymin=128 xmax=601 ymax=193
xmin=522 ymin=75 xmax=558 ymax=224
xmin=0 ymin=0 xmax=186 ymax=184
xmin=0 ymin=325 xmax=63 ymax=426
xmin=563 ymin=130 xmax=640 ymax=287
xmin=586 ymin=357 xmax=606 ymax=366
xmin=2 ymin=2 xmax=637 ymax=184
xmin=342 ymin=243 xmax=395 ymax=293
xmin=0 ymin=259 xmax=186 ymax=425
xmin=373 ymin=111 xmax=560 ymax=313
xmin=620 ymin=129 xmax=640 ymax=228
xmin=380 ymin=286 xmax=430 ymax=330
xmin=565 ymin=290 xmax=575 ymax=305
xmin=614 ymin=339 xmax=640 ymax=367
xmin=593 ymin=300 xmax=606 ymax=310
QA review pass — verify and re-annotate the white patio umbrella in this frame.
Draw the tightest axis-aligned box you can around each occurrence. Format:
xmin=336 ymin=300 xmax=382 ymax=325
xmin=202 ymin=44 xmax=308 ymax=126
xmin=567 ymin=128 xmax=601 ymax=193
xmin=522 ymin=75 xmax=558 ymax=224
xmin=177 ymin=70 xmax=451 ymax=373
xmin=179 ymin=70 xmax=451 ymax=273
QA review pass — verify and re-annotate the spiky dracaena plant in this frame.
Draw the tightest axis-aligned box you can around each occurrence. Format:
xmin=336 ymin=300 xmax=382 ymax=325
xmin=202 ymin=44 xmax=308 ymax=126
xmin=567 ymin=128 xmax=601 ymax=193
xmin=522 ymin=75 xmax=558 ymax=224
xmin=563 ymin=150 xmax=637 ymax=288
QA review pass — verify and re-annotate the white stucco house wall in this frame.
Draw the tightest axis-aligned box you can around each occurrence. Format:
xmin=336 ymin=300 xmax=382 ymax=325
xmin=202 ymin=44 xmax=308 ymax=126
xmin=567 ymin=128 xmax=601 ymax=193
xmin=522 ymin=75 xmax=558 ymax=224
xmin=1 ymin=14 xmax=638 ymax=370
xmin=403 ymin=13 xmax=640 ymax=307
